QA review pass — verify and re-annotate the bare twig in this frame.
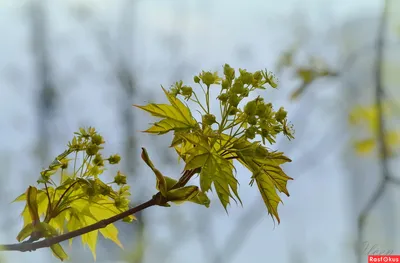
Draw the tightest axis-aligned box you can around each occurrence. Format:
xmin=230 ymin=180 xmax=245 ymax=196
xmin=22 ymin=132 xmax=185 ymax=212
xmin=356 ymin=1 xmax=393 ymax=263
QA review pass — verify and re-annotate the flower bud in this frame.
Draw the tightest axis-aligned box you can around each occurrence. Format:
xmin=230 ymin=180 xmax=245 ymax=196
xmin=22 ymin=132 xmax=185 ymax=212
xmin=202 ymin=114 xmax=217 ymax=125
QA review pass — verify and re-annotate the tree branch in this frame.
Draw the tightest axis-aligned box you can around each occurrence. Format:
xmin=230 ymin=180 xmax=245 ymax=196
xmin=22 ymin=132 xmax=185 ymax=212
xmin=0 ymin=196 xmax=159 ymax=253
xmin=0 ymin=166 xmax=197 ymax=253
xmin=356 ymin=1 xmax=391 ymax=262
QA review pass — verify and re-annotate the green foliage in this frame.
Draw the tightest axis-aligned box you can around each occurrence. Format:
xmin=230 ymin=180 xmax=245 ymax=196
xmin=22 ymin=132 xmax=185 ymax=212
xmin=13 ymin=127 xmax=134 ymax=260
xmin=140 ymin=147 xmax=210 ymax=207
xmin=8 ymin=65 xmax=294 ymax=262
xmin=135 ymin=64 xmax=295 ymax=222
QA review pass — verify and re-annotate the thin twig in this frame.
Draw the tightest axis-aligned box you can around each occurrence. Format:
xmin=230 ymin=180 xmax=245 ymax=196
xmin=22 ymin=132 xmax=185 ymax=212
xmin=356 ymin=1 xmax=390 ymax=263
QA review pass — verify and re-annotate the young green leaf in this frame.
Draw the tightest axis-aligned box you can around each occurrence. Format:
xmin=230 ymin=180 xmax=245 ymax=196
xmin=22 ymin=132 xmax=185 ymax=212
xmin=184 ymin=152 xmax=210 ymax=170
xmin=143 ymin=119 xmax=190 ymax=134
xmin=80 ymin=215 xmax=99 ymax=260
xmin=166 ymin=186 xmax=199 ymax=204
xmin=87 ymin=202 xmax=125 ymax=248
xmin=237 ymin=148 xmax=292 ymax=223
xmin=26 ymin=186 xmax=40 ymax=225
xmin=176 ymin=132 xmax=212 ymax=169
xmin=188 ymin=191 xmax=211 ymax=207
xmin=50 ymin=243 xmax=69 ymax=261
xmin=133 ymin=87 xmax=198 ymax=135
xmin=178 ymin=132 xmax=211 ymax=151
xmin=200 ymin=152 xmax=241 ymax=210
xmin=36 ymin=222 xmax=59 ymax=238
xmin=16 ymin=223 xmax=35 ymax=242
xmin=140 ymin=148 xmax=168 ymax=196
xmin=161 ymin=87 xmax=197 ymax=124
xmin=163 ymin=176 xmax=179 ymax=190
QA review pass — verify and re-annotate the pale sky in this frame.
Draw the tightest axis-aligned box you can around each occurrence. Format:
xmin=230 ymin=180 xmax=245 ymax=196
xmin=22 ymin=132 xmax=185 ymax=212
xmin=0 ymin=1 xmax=398 ymax=263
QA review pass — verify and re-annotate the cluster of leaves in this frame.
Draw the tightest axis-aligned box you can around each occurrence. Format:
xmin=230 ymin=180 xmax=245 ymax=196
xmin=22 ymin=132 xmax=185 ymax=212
xmin=135 ymin=64 xmax=295 ymax=223
xmin=349 ymin=103 xmax=400 ymax=157
xmin=13 ymin=127 xmax=134 ymax=261
xmin=140 ymin=147 xmax=210 ymax=207
xmin=8 ymin=65 xmax=296 ymax=262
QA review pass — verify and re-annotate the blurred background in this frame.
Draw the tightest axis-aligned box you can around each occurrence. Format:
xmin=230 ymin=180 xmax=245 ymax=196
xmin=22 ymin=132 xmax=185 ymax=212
xmin=0 ymin=0 xmax=399 ymax=262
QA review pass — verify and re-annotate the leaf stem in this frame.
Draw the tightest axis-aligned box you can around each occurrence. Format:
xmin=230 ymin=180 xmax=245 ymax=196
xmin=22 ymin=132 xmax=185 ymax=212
xmin=191 ymin=92 xmax=208 ymax=113
xmin=205 ymin=85 xmax=210 ymax=113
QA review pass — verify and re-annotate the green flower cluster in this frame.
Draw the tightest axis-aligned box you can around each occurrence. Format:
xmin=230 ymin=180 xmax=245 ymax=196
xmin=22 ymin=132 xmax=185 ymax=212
xmin=168 ymin=64 xmax=294 ymax=146
xmin=243 ymin=98 xmax=294 ymax=144
xmin=37 ymin=127 xmax=131 ymax=214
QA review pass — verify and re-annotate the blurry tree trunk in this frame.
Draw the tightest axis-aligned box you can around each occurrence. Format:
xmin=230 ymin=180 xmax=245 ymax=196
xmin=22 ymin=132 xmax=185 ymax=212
xmin=30 ymin=0 xmax=57 ymax=164
xmin=116 ymin=1 xmax=144 ymax=262
xmin=118 ymin=2 xmax=136 ymax=177
xmin=29 ymin=3 xmax=57 ymax=262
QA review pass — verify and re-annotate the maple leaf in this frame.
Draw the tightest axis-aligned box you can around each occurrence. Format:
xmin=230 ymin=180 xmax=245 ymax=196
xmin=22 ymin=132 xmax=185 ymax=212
xmin=233 ymin=141 xmax=292 ymax=223
xmin=134 ymin=87 xmax=198 ymax=135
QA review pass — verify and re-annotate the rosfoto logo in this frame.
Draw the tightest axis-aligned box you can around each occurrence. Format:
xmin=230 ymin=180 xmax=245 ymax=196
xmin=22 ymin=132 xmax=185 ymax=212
xmin=369 ymin=255 xmax=400 ymax=263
